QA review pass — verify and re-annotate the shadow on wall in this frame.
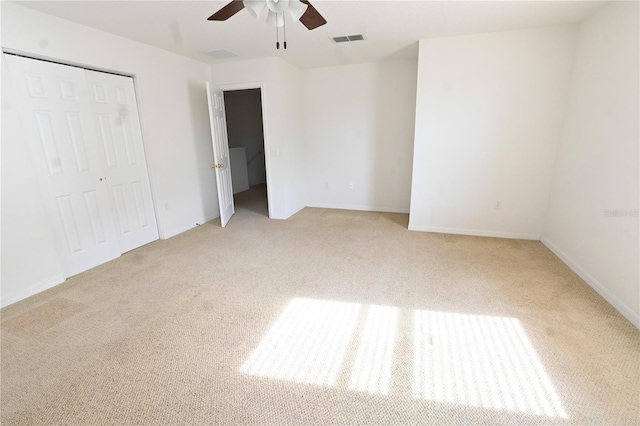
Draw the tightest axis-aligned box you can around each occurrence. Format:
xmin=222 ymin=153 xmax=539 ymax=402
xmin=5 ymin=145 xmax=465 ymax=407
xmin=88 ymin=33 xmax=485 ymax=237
xmin=370 ymin=62 xmax=417 ymax=211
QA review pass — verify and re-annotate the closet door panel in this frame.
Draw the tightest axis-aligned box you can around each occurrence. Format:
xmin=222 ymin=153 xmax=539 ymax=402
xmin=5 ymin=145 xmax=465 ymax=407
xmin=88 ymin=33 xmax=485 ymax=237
xmin=4 ymin=54 xmax=121 ymax=276
xmin=86 ymin=71 xmax=159 ymax=252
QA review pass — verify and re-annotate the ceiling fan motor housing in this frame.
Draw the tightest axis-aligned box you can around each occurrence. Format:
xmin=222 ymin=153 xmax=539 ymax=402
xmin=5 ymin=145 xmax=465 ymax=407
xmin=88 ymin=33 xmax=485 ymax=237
xmin=266 ymin=0 xmax=289 ymax=13
xmin=209 ymin=0 xmax=326 ymax=31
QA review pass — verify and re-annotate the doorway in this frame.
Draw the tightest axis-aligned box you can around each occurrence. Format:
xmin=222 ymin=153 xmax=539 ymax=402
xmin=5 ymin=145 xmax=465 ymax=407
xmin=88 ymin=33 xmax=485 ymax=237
xmin=223 ymin=88 xmax=269 ymax=217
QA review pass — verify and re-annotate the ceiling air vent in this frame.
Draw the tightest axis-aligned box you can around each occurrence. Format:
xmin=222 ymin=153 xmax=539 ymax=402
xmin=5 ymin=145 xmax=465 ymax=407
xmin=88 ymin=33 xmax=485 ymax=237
xmin=331 ymin=34 xmax=365 ymax=43
xmin=205 ymin=49 xmax=239 ymax=59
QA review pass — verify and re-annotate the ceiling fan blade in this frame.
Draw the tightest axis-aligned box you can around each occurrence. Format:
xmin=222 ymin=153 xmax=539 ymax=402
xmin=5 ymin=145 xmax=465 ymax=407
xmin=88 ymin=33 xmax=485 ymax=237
xmin=208 ymin=0 xmax=245 ymax=21
xmin=299 ymin=0 xmax=327 ymax=30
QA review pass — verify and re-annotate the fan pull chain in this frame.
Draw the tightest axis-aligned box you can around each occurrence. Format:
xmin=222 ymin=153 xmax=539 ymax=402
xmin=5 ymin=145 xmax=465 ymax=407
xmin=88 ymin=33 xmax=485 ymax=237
xmin=276 ymin=18 xmax=280 ymax=49
xmin=283 ymin=13 xmax=287 ymax=49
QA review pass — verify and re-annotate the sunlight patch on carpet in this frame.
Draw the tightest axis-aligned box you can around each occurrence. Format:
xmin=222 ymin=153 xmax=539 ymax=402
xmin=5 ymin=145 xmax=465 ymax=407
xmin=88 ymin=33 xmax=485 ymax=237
xmin=347 ymin=304 xmax=398 ymax=395
xmin=412 ymin=310 xmax=567 ymax=418
xmin=240 ymin=298 xmax=567 ymax=419
xmin=239 ymin=298 xmax=360 ymax=386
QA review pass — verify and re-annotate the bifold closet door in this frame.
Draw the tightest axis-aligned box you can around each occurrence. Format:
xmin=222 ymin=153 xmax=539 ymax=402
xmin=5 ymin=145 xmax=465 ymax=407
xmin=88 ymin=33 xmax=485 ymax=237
xmin=4 ymin=54 xmax=121 ymax=276
xmin=85 ymin=70 xmax=159 ymax=252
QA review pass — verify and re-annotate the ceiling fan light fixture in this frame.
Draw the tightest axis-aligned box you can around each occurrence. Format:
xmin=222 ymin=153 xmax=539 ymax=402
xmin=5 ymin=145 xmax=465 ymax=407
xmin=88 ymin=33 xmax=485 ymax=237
xmin=266 ymin=0 xmax=290 ymax=13
xmin=287 ymin=0 xmax=308 ymax=21
xmin=243 ymin=0 xmax=266 ymax=19
xmin=208 ymin=0 xmax=327 ymax=50
xmin=266 ymin=9 xmax=285 ymax=27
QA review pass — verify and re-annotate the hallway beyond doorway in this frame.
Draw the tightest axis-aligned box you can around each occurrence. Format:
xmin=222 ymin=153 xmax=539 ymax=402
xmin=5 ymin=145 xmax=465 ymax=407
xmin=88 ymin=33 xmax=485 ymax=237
xmin=234 ymin=184 xmax=268 ymax=217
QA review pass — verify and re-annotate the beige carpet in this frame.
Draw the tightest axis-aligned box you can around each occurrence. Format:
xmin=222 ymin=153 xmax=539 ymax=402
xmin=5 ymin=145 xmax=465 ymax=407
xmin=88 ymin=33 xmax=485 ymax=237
xmin=2 ymin=185 xmax=638 ymax=425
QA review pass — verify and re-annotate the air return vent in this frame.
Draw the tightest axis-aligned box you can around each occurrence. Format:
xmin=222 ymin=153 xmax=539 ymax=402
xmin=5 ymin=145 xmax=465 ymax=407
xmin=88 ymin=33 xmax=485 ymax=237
xmin=205 ymin=49 xmax=239 ymax=59
xmin=331 ymin=34 xmax=365 ymax=43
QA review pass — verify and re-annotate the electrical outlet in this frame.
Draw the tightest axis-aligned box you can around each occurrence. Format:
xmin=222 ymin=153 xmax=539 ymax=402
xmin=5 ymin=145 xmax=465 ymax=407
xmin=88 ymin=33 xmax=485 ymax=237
xmin=348 ymin=182 xmax=354 ymax=190
xmin=495 ymin=201 xmax=502 ymax=210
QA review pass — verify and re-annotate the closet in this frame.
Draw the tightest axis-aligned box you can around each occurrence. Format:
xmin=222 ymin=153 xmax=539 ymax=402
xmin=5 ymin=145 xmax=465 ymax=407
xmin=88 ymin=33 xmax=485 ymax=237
xmin=4 ymin=54 xmax=158 ymax=278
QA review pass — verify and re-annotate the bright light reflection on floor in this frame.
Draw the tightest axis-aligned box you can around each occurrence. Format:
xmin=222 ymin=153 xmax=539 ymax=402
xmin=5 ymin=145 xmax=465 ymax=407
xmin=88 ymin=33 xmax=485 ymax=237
xmin=348 ymin=305 xmax=398 ymax=395
xmin=239 ymin=298 xmax=360 ymax=386
xmin=240 ymin=298 xmax=568 ymax=419
xmin=412 ymin=310 xmax=567 ymax=418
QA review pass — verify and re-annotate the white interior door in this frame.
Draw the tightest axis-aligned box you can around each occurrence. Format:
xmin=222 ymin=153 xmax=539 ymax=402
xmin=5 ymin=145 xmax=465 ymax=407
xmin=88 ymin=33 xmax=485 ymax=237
xmin=206 ymin=82 xmax=235 ymax=227
xmin=4 ymin=54 xmax=121 ymax=276
xmin=85 ymin=70 xmax=159 ymax=252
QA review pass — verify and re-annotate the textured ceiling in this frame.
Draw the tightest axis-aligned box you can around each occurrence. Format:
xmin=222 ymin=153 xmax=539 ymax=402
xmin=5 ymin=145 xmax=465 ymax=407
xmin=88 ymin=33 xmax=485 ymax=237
xmin=12 ymin=1 xmax=606 ymax=69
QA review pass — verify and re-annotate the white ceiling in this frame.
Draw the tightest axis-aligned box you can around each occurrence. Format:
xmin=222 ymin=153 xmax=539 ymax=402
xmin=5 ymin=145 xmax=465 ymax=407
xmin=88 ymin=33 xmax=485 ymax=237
xmin=13 ymin=0 xmax=606 ymax=69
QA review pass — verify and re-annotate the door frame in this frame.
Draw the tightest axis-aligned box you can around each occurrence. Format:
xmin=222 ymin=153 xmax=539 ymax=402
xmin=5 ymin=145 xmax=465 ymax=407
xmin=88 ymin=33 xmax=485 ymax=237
xmin=217 ymin=81 xmax=273 ymax=219
xmin=2 ymin=48 xmax=164 ymax=238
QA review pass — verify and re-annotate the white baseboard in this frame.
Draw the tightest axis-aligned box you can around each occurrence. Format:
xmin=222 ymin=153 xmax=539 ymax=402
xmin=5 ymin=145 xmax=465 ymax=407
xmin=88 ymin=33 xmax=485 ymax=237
xmin=162 ymin=214 xmax=220 ymax=240
xmin=305 ymin=203 xmax=410 ymax=214
xmin=408 ymin=224 xmax=540 ymax=240
xmin=285 ymin=204 xmax=307 ymax=219
xmin=1 ymin=274 xmax=66 ymax=308
xmin=541 ymin=236 xmax=639 ymax=329
xmin=204 ymin=212 xmax=220 ymax=222
xmin=268 ymin=204 xmax=306 ymax=220
xmin=162 ymin=224 xmax=194 ymax=240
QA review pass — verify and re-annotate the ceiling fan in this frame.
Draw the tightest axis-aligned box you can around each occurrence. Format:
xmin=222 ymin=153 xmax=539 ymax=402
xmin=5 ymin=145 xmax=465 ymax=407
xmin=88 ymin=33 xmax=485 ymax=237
xmin=208 ymin=0 xmax=327 ymax=32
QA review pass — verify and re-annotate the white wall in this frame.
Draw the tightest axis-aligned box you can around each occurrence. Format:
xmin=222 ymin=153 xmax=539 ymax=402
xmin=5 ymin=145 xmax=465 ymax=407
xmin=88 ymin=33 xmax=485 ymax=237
xmin=225 ymin=89 xmax=266 ymax=187
xmin=542 ymin=2 xmax=639 ymax=327
xmin=211 ymin=58 xmax=305 ymax=219
xmin=303 ymin=61 xmax=417 ymax=213
xmin=275 ymin=59 xmax=306 ymax=217
xmin=409 ymin=27 xmax=577 ymax=239
xmin=1 ymin=3 xmax=217 ymax=306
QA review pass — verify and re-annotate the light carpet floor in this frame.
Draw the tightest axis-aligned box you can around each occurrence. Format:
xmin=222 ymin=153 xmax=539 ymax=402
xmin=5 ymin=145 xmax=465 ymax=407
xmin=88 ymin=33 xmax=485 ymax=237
xmin=1 ymin=185 xmax=639 ymax=425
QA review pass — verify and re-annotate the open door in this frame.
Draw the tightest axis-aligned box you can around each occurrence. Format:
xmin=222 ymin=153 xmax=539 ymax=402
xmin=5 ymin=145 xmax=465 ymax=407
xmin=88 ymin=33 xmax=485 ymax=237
xmin=206 ymin=82 xmax=235 ymax=227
